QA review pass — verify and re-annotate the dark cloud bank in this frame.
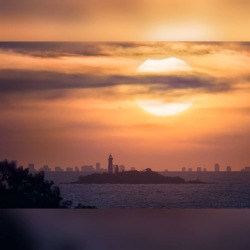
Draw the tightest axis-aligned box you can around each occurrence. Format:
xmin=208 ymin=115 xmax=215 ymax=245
xmin=0 ymin=70 xmax=233 ymax=96
xmin=1 ymin=42 xmax=250 ymax=58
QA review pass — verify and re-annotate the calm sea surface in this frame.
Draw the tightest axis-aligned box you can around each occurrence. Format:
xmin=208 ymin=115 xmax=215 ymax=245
xmin=44 ymin=172 xmax=250 ymax=208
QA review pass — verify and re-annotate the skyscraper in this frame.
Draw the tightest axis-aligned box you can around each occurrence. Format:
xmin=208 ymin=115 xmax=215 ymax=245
xmin=115 ymin=165 xmax=119 ymax=174
xmin=43 ymin=165 xmax=51 ymax=171
xmin=197 ymin=167 xmax=202 ymax=172
xmin=108 ymin=154 xmax=113 ymax=174
xmin=119 ymin=165 xmax=125 ymax=172
xmin=28 ymin=163 xmax=35 ymax=173
xmin=214 ymin=163 xmax=220 ymax=172
xmin=55 ymin=166 xmax=63 ymax=171
xmin=96 ymin=162 xmax=101 ymax=171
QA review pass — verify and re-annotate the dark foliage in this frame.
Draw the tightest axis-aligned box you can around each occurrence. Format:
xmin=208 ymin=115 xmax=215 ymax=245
xmin=75 ymin=203 xmax=96 ymax=209
xmin=0 ymin=159 xmax=71 ymax=208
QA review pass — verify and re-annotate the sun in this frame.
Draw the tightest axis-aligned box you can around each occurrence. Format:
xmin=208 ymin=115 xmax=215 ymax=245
xmin=136 ymin=57 xmax=192 ymax=73
xmin=136 ymin=99 xmax=193 ymax=116
xmin=136 ymin=57 xmax=193 ymax=116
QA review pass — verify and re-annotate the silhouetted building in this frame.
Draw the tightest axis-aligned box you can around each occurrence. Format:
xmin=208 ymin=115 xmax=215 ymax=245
xmin=182 ymin=167 xmax=186 ymax=172
xmin=81 ymin=165 xmax=94 ymax=171
xmin=11 ymin=160 xmax=17 ymax=166
xmin=28 ymin=163 xmax=35 ymax=173
xmin=119 ymin=165 xmax=125 ymax=172
xmin=188 ymin=168 xmax=192 ymax=172
xmin=226 ymin=166 xmax=232 ymax=172
xmin=203 ymin=168 xmax=207 ymax=172
xmin=66 ymin=167 xmax=74 ymax=172
xmin=244 ymin=166 xmax=250 ymax=172
xmin=55 ymin=166 xmax=63 ymax=171
xmin=214 ymin=163 xmax=220 ymax=172
xmin=75 ymin=166 xmax=79 ymax=171
xmin=197 ymin=167 xmax=202 ymax=172
xmin=96 ymin=162 xmax=101 ymax=171
xmin=115 ymin=165 xmax=119 ymax=174
xmin=108 ymin=154 xmax=113 ymax=174
xmin=43 ymin=165 xmax=51 ymax=171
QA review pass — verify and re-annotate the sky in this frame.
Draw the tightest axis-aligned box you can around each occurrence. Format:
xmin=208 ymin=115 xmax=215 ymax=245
xmin=0 ymin=42 xmax=250 ymax=170
xmin=0 ymin=0 xmax=250 ymax=41
xmin=0 ymin=1 xmax=250 ymax=170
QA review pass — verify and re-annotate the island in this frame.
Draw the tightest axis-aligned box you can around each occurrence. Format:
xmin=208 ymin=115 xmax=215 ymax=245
xmin=74 ymin=169 xmax=204 ymax=184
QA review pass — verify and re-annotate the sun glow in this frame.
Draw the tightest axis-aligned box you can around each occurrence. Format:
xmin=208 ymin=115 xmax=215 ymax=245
xmin=136 ymin=99 xmax=193 ymax=116
xmin=147 ymin=22 xmax=216 ymax=41
xmin=136 ymin=57 xmax=192 ymax=73
xmin=136 ymin=57 xmax=193 ymax=116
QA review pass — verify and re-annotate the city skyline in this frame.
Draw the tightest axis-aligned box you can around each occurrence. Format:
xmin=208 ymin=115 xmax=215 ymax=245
xmin=5 ymin=156 xmax=250 ymax=172
xmin=7 ymin=155 xmax=250 ymax=172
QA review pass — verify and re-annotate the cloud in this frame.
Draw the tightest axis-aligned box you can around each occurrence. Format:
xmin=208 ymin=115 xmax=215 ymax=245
xmin=0 ymin=42 xmax=249 ymax=103
xmin=0 ymin=69 xmax=234 ymax=96
xmin=0 ymin=42 xmax=109 ymax=58
xmin=2 ymin=42 xmax=247 ymax=58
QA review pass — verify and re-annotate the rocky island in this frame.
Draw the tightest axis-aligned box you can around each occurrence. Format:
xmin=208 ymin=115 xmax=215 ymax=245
xmin=75 ymin=169 xmax=204 ymax=184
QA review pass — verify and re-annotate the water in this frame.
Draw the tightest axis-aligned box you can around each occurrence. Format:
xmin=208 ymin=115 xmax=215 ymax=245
xmin=52 ymin=172 xmax=250 ymax=208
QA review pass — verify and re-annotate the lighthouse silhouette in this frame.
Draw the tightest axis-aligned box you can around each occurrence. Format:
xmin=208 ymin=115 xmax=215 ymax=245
xmin=108 ymin=154 xmax=113 ymax=174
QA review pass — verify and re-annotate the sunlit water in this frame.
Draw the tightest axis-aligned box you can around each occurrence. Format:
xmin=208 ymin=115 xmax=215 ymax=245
xmin=48 ymin=172 xmax=250 ymax=208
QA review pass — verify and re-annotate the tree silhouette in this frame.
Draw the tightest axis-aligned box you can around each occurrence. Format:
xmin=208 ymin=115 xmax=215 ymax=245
xmin=0 ymin=159 xmax=71 ymax=208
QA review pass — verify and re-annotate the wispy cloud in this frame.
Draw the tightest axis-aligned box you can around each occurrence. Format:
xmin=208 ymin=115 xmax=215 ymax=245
xmin=1 ymin=42 xmax=250 ymax=58
xmin=0 ymin=70 xmax=234 ymax=95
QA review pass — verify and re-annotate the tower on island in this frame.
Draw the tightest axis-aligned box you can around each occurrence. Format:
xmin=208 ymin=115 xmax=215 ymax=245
xmin=108 ymin=154 xmax=113 ymax=174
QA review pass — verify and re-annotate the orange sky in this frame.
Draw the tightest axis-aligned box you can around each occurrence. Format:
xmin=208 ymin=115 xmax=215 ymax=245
xmin=0 ymin=42 xmax=249 ymax=170
xmin=0 ymin=1 xmax=249 ymax=170
xmin=0 ymin=0 xmax=250 ymax=41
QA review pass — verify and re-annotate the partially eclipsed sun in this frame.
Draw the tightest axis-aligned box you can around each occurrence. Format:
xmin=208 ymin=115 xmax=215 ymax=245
xmin=136 ymin=57 xmax=192 ymax=73
xmin=136 ymin=57 xmax=193 ymax=116
xmin=136 ymin=99 xmax=193 ymax=116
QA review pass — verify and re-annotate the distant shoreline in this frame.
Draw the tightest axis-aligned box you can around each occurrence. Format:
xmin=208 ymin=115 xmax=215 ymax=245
xmin=71 ymin=170 xmax=205 ymax=184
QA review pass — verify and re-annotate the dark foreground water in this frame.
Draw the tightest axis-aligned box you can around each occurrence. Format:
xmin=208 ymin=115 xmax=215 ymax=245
xmin=53 ymin=172 xmax=250 ymax=208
